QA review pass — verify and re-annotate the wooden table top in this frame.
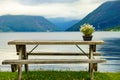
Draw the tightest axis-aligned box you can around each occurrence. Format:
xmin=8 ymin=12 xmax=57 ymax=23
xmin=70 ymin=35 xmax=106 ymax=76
xmin=8 ymin=40 xmax=104 ymax=45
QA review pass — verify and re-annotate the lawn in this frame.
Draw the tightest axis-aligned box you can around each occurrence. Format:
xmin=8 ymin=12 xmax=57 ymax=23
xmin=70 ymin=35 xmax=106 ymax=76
xmin=0 ymin=71 xmax=120 ymax=80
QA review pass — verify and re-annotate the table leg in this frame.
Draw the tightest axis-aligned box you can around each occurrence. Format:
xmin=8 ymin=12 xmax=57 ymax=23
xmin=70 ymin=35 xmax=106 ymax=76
xmin=89 ymin=45 xmax=97 ymax=70
xmin=92 ymin=45 xmax=98 ymax=71
xmin=18 ymin=64 xmax=22 ymax=80
xmin=89 ymin=63 xmax=94 ymax=80
xmin=16 ymin=45 xmax=28 ymax=72
xmin=24 ymin=55 xmax=28 ymax=72
xmin=93 ymin=63 xmax=97 ymax=71
xmin=89 ymin=45 xmax=94 ymax=80
xmin=11 ymin=64 xmax=17 ymax=72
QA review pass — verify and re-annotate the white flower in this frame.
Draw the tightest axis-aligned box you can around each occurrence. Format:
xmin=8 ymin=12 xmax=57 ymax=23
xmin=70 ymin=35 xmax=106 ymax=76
xmin=80 ymin=23 xmax=95 ymax=36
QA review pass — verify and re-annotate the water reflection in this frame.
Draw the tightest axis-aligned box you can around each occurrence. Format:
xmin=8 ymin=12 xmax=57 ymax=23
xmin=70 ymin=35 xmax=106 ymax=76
xmin=99 ymin=38 xmax=120 ymax=58
xmin=98 ymin=38 xmax=120 ymax=72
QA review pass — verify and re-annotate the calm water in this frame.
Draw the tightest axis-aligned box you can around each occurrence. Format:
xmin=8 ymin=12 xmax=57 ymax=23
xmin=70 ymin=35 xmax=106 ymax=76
xmin=0 ymin=32 xmax=120 ymax=72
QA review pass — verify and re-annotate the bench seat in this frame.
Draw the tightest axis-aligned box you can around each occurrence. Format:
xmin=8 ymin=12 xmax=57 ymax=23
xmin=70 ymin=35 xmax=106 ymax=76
xmin=2 ymin=59 xmax=106 ymax=80
xmin=2 ymin=59 xmax=106 ymax=64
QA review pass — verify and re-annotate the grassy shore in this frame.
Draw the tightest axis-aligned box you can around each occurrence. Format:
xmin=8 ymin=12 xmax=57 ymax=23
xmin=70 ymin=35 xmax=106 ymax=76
xmin=0 ymin=71 xmax=120 ymax=80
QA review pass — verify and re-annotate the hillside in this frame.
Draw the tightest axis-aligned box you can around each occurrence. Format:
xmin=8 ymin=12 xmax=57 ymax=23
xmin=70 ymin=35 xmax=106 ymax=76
xmin=105 ymin=26 xmax=120 ymax=31
xmin=0 ymin=15 xmax=61 ymax=32
xmin=67 ymin=1 xmax=120 ymax=31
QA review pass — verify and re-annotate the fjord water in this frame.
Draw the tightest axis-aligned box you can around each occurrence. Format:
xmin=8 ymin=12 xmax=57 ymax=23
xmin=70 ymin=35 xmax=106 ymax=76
xmin=0 ymin=32 xmax=120 ymax=72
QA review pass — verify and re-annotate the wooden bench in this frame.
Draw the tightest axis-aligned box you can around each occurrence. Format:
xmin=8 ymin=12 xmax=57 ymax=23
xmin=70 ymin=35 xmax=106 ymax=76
xmin=2 ymin=59 xmax=106 ymax=80
xmin=2 ymin=40 xmax=106 ymax=80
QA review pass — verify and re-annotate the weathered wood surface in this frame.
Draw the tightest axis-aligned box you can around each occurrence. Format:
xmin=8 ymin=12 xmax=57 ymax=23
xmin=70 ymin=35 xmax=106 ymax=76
xmin=5 ymin=40 xmax=105 ymax=80
xmin=27 ymin=52 xmax=101 ymax=56
xmin=8 ymin=40 xmax=104 ymax=45
xmin=2 ymin=59 xmax=106 ymax=64
xmin=2 ymin=59 xmax=106 ymax=80
xmin=89 ymin=45 xmax=94 ymax=80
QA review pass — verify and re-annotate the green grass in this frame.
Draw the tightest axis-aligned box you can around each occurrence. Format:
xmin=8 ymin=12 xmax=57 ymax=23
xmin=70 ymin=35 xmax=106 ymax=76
xmin=0 ymin=71 xmax=120 ymax=80
xmin=105 ymin=26 xmax=120 ymax=31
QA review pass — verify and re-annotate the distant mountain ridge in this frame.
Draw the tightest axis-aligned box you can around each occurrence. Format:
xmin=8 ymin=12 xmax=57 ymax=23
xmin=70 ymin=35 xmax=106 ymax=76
xmin=67 ymin=1 xmax=120 ymax=31
xmin=0 ymin=15 xmax=61 ymax=32
xmin=48 ymin=18 xmax=79 ymax=30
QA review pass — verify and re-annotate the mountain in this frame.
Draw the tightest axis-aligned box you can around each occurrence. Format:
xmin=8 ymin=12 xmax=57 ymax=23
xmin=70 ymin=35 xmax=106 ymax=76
xmin=67 ymin=1 xmax=120 ymax=31
xmin=48 ymin=18 xmax=79 ymax=30
xmin=0 ymin=15 xmax=61 ymax=32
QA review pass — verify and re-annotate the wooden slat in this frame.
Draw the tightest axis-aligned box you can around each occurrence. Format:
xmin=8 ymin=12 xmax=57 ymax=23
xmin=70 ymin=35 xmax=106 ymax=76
xmin=8 ymin=40 xmax=104 ymax=45
xmin=2 ymin=59 xmax=106 ymax=64
xmin=27 ymin=52 xmax=101 ymax=56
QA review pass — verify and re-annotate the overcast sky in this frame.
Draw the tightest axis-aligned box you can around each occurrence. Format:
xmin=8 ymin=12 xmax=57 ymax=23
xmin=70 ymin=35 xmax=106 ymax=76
xmin=0 ymin=0 xmax=118 ymax=20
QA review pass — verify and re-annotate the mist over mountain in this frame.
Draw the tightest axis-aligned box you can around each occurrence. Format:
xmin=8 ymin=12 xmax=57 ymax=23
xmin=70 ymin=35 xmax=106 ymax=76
xmin=48 ymin=18 xmax=79 ymax=30
xmin=67 ymin=1 xmax=120 ymax=31
xmin=0 ymin=15 xmax=61 ymax=32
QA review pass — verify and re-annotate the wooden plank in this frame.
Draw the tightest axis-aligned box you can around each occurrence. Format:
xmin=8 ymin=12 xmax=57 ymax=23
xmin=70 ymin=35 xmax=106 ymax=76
xmin=18 ymin=64 xmax=22 ymax=80
xmin=2 ymin=59 xmax=106 ymax=64
xmin=89 ymin=45 xmax=94 ymax=80
xmin=27 ymin=52 xmax=101 ymax=56
xmin=8 ymin=40 xmax=104 ymax=45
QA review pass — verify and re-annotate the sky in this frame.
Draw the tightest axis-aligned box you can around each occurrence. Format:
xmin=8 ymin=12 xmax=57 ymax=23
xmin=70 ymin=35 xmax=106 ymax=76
xmin=0 ymin=0 xmax=118 ymax=20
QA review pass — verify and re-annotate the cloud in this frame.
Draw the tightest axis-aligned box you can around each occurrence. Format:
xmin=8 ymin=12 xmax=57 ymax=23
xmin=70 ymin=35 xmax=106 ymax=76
xmin=17 ymin=0 xmax=79 ymax=5
xmin=0 ymin=0 xmax=113 ymax=20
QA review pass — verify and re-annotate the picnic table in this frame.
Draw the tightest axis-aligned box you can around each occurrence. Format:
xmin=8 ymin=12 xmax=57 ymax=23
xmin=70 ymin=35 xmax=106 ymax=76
xmin=2 ymin=40 xmax=106 ymax=80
